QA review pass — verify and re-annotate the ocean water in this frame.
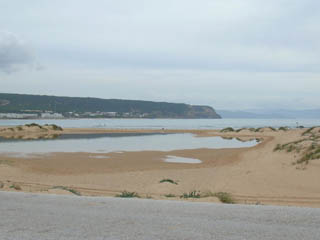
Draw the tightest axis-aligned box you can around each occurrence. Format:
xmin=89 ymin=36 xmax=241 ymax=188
xmin=0 ymin=118 xmax=319 ymax=129
xmin=0 ymin=133 xmax=257 ymax=155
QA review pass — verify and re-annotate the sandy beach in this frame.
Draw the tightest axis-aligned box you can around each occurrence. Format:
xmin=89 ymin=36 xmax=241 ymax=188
xmin=0 ymin=125 xmax=320 ymax=207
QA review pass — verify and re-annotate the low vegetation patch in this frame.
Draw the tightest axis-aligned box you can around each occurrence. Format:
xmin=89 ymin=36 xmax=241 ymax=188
xmin=235 ymin=128 xmax=258 ymax=133
xmin=0 ymin=159 xmax=13 ymax=166
xmin=116 ymin=191 xmax=140 ymax=198
xmin=254 ymin=127 xmax=276 ymax=132
xmin=302 ymin=127 xmax=316 ymax=136
xmin=273 ymin=139 xmax=306 ymax=153
xmin=180 ymin=190 xmax=235 ymax=203
xmin=274 ymin=144 xmax=282 ymax=152
xmin=22 ymin=123 xmax=63 ymax=131
xmin=220 ymin=127 xmax=235 ymax=133
xmin=278 ymin=126 xmax=289 ymax=131
xmin=254 ymin=128 xmax=262 ymax=132
xmin=274 ymin=127 xmax=320 ymax=165
xmin=180 ymin=191 xmax=201 ymax=199
xmin=164 ymin=194 xmax=176 ymax=198
xmin=251 ymin=127 xmax=277 ymax=132
xmin=213 ymin=192 xmax=235 ymax=204
xmin=200 ymin=191 xmax=235 ymax=204
xmin=159 ymin=178 xmax=178 ymax=185
xmin=52 ymin=186 xmax=81 ymax=196
xmin=25 ymin=123 xmax=43 ymax=128
xmin=44 ymin=124 xmax=63 ymax=131
xmin=10 ymin=183 xmax=21 ymax=191
xmin=297 ymin=145 xmax=320 ymax=164
xmin=235 ymin=128 xmax=246 ymax=132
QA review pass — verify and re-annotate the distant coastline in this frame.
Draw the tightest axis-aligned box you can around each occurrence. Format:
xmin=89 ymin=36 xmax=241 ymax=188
xmin=0 ymin=93 xmax=221 ymax=119
xmin=217 ymin=109 xmax=320 ymax=119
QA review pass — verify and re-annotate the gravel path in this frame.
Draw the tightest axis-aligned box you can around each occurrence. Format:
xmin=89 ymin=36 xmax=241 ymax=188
xmin=1 ymin=191 xmax=320 ymax=240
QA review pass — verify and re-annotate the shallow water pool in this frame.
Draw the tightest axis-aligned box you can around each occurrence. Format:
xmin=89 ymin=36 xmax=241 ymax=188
xmin=0 ymin=133 xmax=258 ymax=155
xmin=164 ymin=156 xmax=202 ymax=164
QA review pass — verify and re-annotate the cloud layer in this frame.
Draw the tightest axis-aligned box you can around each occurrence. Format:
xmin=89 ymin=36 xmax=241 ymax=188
xmin=0 ymin=31 xmax=34 ymax=73
xmin=1 ymin=0 xmax=319 ymax=109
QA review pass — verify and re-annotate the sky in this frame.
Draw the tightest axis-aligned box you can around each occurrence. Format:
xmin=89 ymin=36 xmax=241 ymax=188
xmin=0 ymin=0 xmax=319 ymax=110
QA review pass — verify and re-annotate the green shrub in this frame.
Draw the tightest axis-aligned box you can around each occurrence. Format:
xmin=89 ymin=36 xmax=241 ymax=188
xmin=220 ymin=127 xmax=235 ymax=133
xmin=302 ymin=127 xmax=316 ymax=136
xmin=214 ymin=192 xmax=235 ymax=204
xmin=236 ymin=128 xmax=246 ymax=132
xmin=52 ymin=186 xmax=81 ymax=196
xmin=25 ymin=123 xmax=42 ymax=128
xmin=48 ymin=124 xmax=63 ymax=131
xmin=180 ymin=191 xmax=201 ymax=199
xmin=116 ymin=191 xmax=140 ymax=198
xmin=255 ymin=127 xmax=277 ymax=132
xmin=297 ymin=146 xmax=320 ymax=164
xmin=10 ymin=183 xmax=21 ymax=190
xmin=159 ymin=179 xmax=178 ymax=185
xmin=164 ymin=194 xmax=176 ymax=198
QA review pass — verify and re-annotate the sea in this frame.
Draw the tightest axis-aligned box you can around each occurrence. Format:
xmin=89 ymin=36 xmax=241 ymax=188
xmin=0 ymin=118 xmax=319 ymax=129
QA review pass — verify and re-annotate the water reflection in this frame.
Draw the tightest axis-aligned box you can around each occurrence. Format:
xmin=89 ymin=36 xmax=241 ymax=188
xmin=0 ymin=132 xmax=168 ymax=142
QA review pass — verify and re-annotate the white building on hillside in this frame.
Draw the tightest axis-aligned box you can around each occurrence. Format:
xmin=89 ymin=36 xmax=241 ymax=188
xmin=40 ymin=113 xmax=64 ymax=119
xmin=0 ymin=113 xmax=38 ymax=119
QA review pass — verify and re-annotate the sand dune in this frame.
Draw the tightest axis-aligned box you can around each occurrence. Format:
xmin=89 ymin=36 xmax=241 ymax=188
xmin=0 ymin=126 xmax=320 ymax=207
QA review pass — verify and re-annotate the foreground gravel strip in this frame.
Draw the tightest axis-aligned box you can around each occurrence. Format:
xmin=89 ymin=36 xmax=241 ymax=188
xmin=0 ymin=191 xmax=320 ymax=240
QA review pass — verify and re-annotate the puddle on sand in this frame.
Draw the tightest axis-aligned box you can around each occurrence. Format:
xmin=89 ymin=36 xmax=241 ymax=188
xmin=164 ymin=155 xmax=202 ymax=164
xmin=90 ymin=155 xmax=110 ymax=159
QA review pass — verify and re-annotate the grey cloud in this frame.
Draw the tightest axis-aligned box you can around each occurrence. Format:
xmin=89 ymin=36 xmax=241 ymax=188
xmin=2 ymin=1 xmax=319 ymax=73
xmin=0 ymin=31 xmax=34 ymax=73
xmin=21 ymin=0 xmax=318 ymax=73
xmin=1 ymin=0 xmax=320 ymax=110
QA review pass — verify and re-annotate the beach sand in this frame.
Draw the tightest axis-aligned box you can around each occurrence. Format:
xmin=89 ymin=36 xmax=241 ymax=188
xmin=1 ymin=126 xmax=320 ymax=207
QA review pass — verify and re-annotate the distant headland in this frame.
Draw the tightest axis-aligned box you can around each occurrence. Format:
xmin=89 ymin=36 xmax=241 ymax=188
xmin=0 ymin=93 xmax=221 ymax=119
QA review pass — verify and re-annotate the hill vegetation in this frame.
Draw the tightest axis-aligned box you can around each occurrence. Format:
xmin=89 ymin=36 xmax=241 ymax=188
xmin=0 ymin=93 xmax=221 ymax=119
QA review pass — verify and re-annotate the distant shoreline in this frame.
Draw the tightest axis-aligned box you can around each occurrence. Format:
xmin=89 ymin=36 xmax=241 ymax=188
xmin=0 ymin=117 xmax=222 ymax=120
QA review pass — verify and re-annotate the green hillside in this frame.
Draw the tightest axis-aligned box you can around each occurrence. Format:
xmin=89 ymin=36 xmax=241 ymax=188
xmin=0 ymin=93 xmax=221 ymax=119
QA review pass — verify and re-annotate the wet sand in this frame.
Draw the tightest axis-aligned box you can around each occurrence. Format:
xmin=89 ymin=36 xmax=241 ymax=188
xmin=1 ymin=127 xmax=320 ymax=207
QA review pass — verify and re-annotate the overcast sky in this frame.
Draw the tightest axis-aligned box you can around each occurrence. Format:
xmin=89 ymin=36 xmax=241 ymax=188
xmin=0 ymin=0 xmax=319 ymax=110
